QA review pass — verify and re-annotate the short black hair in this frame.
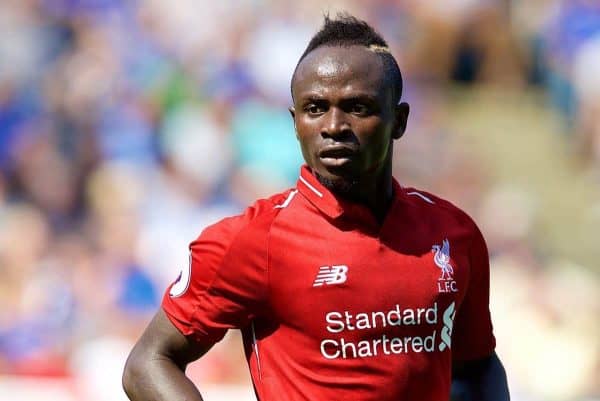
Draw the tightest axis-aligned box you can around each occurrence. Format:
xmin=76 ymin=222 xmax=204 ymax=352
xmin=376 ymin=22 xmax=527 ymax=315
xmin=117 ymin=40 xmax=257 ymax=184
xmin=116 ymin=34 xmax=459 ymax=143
xmin=292 ymin=13 xmax=403 ymax=104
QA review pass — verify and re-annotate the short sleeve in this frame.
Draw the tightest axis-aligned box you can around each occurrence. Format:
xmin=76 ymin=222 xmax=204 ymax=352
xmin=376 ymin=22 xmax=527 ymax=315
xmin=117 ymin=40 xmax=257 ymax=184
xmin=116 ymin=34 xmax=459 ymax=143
xmin=161 ymin=209 xmax=271 ymax=346
xmin=451 ymin=223 xmax=496 ymax=361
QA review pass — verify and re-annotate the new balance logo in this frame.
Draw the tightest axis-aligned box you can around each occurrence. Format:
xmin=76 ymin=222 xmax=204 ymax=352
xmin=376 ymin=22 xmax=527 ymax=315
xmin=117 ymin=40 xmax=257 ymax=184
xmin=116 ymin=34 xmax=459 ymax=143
xmin=313 ymin=265 xmax=348 ymax=287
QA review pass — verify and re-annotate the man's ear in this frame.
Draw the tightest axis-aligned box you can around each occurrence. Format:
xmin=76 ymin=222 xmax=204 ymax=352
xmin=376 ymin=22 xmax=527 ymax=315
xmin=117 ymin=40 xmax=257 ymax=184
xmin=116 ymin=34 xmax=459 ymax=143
xmin=289 ymin=106 xmax=298 ymax=138
xmin=392 ymin=102 xmax=409 ymax=140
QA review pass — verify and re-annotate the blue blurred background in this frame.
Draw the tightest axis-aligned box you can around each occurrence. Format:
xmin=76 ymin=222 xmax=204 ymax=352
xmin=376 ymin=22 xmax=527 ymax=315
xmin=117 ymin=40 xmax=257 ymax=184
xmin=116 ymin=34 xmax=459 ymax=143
xmin=0 ymin=0 xmax=599 ymax=400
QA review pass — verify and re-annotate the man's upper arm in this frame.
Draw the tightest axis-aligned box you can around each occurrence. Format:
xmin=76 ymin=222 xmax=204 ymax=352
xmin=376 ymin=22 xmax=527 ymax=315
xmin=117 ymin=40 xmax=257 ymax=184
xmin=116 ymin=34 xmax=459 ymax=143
xmin=122 ymin=309 xmax=212 ymax=401
xmin=127 ymin=308 xmax=211 ymax=371
xmin=451 ymin=352 xmax=510 ymax=401
xmin=452 ymin=352 xmax=496 ymax=378
xmin=123 ymin=204 xmax=273 ymax=401
xmin=162 ymin=204 xmax=272 ymax=345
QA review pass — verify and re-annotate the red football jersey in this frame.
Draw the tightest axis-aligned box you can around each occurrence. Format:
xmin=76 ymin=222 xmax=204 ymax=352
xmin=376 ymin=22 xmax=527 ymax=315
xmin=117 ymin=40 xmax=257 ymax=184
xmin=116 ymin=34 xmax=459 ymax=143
xmin=162 ymin=165 xmax=496 ymax=401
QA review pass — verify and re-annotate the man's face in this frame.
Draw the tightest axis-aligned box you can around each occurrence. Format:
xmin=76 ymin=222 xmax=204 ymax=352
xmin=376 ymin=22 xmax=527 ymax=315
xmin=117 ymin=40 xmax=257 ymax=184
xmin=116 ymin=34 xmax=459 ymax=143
xmin=290 ymin=45 xmax=408 ymax=195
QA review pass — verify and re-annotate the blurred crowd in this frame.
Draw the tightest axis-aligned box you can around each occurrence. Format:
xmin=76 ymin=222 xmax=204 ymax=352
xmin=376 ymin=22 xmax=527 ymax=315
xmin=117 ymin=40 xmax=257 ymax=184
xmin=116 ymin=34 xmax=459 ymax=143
xmin=0 ymin=0 xmax=598 ymax=400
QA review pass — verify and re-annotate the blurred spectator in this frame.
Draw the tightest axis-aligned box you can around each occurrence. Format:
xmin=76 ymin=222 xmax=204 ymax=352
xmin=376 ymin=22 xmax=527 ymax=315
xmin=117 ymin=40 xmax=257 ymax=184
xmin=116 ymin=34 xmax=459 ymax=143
xmin=0 ymin=1 xmax=598 ymax=400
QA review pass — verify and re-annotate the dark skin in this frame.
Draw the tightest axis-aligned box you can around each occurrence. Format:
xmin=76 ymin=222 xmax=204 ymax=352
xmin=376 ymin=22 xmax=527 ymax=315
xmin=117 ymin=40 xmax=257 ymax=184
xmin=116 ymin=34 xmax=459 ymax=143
xmin=122 ymin=45 xmax=509 ymax=401
xmin=123 ymin=310 xmax=208 ymax=401
xmin=291 ymin=46 xmax=509 ymax=400
xmin=290 ymin=45 xmax=408 ymax=223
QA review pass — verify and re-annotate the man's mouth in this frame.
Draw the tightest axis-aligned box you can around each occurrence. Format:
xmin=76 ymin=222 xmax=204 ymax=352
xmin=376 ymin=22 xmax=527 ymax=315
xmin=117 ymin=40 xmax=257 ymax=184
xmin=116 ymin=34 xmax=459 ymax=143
xmin=318 ymin=145 xmax=358 ymax=159
xmin=318 ymin=145 xmax=358 ymax=170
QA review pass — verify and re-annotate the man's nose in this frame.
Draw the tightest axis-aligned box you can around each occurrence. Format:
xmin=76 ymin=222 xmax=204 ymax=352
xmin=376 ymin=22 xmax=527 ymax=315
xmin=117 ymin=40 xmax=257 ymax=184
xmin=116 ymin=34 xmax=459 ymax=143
xmin=321 ymin=108 xmax=351 ymax=139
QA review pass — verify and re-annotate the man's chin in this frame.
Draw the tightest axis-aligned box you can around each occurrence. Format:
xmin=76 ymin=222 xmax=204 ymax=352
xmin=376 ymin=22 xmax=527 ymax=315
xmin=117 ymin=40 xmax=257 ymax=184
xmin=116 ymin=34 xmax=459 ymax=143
xmin=315 ymin=172 xmax=358 ymax=196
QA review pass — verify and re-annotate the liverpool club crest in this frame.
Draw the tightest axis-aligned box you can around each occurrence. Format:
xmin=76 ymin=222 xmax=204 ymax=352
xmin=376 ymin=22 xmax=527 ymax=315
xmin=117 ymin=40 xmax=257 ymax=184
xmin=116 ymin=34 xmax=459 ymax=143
xmin=432 ymin=239 xmax=458 ymax=293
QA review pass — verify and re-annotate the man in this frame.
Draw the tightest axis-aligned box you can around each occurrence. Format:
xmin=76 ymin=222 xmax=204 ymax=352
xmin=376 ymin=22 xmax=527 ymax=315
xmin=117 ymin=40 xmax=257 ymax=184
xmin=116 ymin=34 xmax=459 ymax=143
xmin=123 ymin=14 xmax=510 ymax=401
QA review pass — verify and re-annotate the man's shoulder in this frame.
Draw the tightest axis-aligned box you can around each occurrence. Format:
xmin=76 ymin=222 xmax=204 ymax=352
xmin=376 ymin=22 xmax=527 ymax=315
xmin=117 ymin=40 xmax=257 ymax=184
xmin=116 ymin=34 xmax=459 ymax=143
xmin=195 ymin=188 xmax=299 ymax=247
xmin=402 ymin=187 xmax=478 ymax=230
xmin=239 ymin=187 xmax=301 ymax=226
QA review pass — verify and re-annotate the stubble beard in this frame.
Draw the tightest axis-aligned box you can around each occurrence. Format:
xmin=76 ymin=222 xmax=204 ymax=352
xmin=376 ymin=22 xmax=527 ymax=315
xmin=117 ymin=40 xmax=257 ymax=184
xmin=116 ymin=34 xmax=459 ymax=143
xmin=315 ymin=172 xmax=359 ymax=198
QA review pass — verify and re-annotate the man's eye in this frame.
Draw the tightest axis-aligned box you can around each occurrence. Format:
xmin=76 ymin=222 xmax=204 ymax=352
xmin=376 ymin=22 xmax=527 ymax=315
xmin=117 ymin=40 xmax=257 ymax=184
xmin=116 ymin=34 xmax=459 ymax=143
xmin=306 ymin=104 xmax=325 ymax=114
xmin=351 ymin=104 xmax=369 ymax=115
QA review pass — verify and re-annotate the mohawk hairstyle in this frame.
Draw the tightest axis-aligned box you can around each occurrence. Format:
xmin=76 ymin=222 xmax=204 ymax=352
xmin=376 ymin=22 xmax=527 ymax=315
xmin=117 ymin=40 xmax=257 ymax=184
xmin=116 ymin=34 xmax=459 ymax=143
xmin=292 ymin=13 xmax=403 ymax=104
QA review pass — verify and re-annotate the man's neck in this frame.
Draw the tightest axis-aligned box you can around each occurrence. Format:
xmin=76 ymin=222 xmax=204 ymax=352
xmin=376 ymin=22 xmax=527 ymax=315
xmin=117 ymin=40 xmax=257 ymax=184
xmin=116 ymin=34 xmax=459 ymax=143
xmin=317 ymin=166 xmax=395 ymax=223
xmin=353 ymin=168 xmax=394 ymax=223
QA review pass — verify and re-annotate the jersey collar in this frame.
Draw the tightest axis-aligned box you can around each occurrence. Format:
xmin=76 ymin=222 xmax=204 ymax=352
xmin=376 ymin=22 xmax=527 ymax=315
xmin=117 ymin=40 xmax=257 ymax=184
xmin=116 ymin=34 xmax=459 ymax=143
xmin=296 ymin=165 xmax=404 ymax=220
xmin=297 ymin=165 xmax=344 ymax=218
